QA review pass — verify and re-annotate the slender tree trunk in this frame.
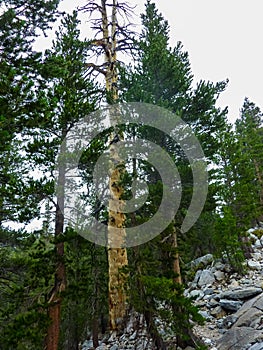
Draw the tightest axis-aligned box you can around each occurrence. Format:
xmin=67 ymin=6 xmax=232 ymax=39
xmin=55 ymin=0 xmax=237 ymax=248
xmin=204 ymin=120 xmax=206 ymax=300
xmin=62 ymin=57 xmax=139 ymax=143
xmin=92 ymin=243 xmax=99 ymax=348
xmin=45 ymin=135 xmax=67 ymax=350
xmin=144 ymin=310 xmax=167 ymax=350
xmin=172 ymin=223 xmax=182 ymax=284
xmin=92 ymin=317 xmax=99 ymax=348
xmin=254 ymin=159 xmax=263 ymax=206
xmin=170 ymin=223 xmax=204 ymax=348
xmin=132 ymin=245 xmax=167 ymax=350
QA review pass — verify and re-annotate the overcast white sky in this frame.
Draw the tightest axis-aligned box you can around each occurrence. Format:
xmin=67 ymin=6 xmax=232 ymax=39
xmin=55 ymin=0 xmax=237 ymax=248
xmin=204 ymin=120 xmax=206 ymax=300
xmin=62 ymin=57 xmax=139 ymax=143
xmin=157 ymin=0 xmax=263 ymax=122
xmin=38 ymin=0 xmax=263 ymax=123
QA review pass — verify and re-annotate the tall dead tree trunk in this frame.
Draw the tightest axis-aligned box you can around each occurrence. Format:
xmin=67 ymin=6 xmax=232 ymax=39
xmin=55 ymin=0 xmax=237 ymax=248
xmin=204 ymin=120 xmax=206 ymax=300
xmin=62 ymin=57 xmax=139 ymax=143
xmin=105 ymin=0 xmax=128 ymax=332
xmin=80 ymin=0 xmax=135 ymax=332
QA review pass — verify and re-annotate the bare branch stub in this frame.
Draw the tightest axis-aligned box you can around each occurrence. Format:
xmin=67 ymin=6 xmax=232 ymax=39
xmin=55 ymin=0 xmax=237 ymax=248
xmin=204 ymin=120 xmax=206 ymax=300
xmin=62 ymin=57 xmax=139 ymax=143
xmin=78 ymin=2 xmax=102 ymax=14
xmin=80 ymin=0 xmax=137 ymax=78
xmin=85 ymin=62 xmax=107 ymax=76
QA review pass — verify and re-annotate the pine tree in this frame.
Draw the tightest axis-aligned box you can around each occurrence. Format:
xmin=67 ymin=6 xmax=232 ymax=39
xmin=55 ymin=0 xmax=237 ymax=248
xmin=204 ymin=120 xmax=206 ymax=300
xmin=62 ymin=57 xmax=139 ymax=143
xmin=214 ymin=123 xmax=247 ymax=269
xmin=59 ymin=231 xmax=108 ymax=349
xmin=214 ymin=98 xmax=263 ymax=270
xmin=0 ymin=0 xmax=60 ymax=228
xmin=0 ymin=0 xmax=60 ymax=157
xmin=23 ymin=11 xmax=98 ymax=349
xmin=0 ymin=2 xmax=62 ymax=347
xmin=119 ymin=1 xmax=228 ymax=346
xmin=236 ymin=98 xmax=263 ymax=215
xmin=120 ymin=0 xmax=228 ymax=251
xmin=0 ymin=232 xmax=55 ymax=349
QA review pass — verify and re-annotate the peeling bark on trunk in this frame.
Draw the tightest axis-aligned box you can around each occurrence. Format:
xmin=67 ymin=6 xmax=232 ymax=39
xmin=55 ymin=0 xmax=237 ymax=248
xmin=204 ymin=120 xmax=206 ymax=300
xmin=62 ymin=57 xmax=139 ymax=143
xmin=101 ymin=0 xmax=128 ymax=331
xmin=81 ymin=0 xmax=134 ymax=332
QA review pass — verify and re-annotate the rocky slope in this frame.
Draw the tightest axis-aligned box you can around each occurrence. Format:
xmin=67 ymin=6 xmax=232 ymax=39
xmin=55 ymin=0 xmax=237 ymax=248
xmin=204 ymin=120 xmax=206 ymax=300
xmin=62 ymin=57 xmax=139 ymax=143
xmin=186 ymin=228 xmax=263 ymax=350
xmin=82 ymin=228 xmax=263 ymax=350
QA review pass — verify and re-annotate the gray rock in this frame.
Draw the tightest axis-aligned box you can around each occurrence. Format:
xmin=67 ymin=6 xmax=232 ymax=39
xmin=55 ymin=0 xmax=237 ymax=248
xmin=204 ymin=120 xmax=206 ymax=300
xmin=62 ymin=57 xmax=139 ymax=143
xmin=136 ymin=339 xmax=151 ymax=350
xmin=96 ymin=344 xmax=107 ymax=350
xmin=125 ymin=318 xmax=134 ymax=333
xmin=184 ymin=288 xmax=190 ymax=298
xmin=248 ymin=343 xmax=263 ymax=350
xmin=189 ymin=282 xmax=197 ymax=289
xmin=229 ymin=280 xmax=240 ymax=289
xmin=251 ymin=253 xmax=262 ymax=261
xmin=126 ymin=345 xmax=136 ymax=350
xmin=129 ymin=331 xmax=137 ymax=340
xmin=234 ymin=307 xmax=263 ymax=328
xmin=189 ymin=289 xmax=204 ymax=299
xmin=191 ymin=254 xmax=213 ymax=269
xmin=210 ymin=306 xmax=226 ymax=318
xmin=204 ymin=338 xmax=213 ymax=346
xmin=209 ymin=324 xmax=217 ymax=330
xmin=242 ymin=278 xmax=253 ymax=285
xmin=234 ymin=294 xmax=262 ymax=320
xmin=108 ymin=331 xmax=117 ymax=342
xmin=217 ymin=327 xmax=263 ymax=350
xmin=219 ymin=287 xmax=262 ymax=300
xmin=209 ymin=298 xmax=219 ymax=307
xmin=222 ymin=315 xmax=238 ymax=328
xmin=120 ymin=333 xmax=128 ymax=342
xmin=214 ymin=270 xmax=225 ymax=281
xmin=248 ymin=260 xmax=261 ymax=271
xmin=110 ymin=345 xmax=119 ymax=350
xmin=82 ymin=340 xmax=93 ymax=349
xmin=198 ymin=310 xmax=212 ymax=320
xmin=253 ymin=294 xmax=263 ymax=310
xmin=204 ymin=288 xmax=214 ymax=295
xmin=214 ymin=261 xmax=225 ymax=270
xmin=218 ymin=328 xmax=227 ymax=334
xmin=223 ymin=264 xmax=232 ymax=273
xmin=193 ymin=269 xmax=202 ymax=283
xmin=217 ymin=318 xmax=225 ymax=329
xmin=254 ymin=239 xmax=262 ymax=248
xmin=197 ymin=269 xmax=215 ymax=287
xmin=220 ymin=298 xmax=242 ymax=311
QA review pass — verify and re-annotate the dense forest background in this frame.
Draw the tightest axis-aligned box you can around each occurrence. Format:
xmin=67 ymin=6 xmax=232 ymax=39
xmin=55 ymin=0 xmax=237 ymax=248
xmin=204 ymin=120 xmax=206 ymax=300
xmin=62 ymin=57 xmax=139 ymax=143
xmin=1 ymin=0 xmax=263 ymax=349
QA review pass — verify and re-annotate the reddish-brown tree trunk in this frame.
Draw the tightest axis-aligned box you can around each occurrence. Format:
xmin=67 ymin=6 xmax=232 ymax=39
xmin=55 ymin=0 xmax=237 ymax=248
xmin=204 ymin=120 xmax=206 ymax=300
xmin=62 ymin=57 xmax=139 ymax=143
xmin=46 ymin=295 xmax=61 ymax=350
xmin=45 ymin=137 xmax=67 ymax=350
